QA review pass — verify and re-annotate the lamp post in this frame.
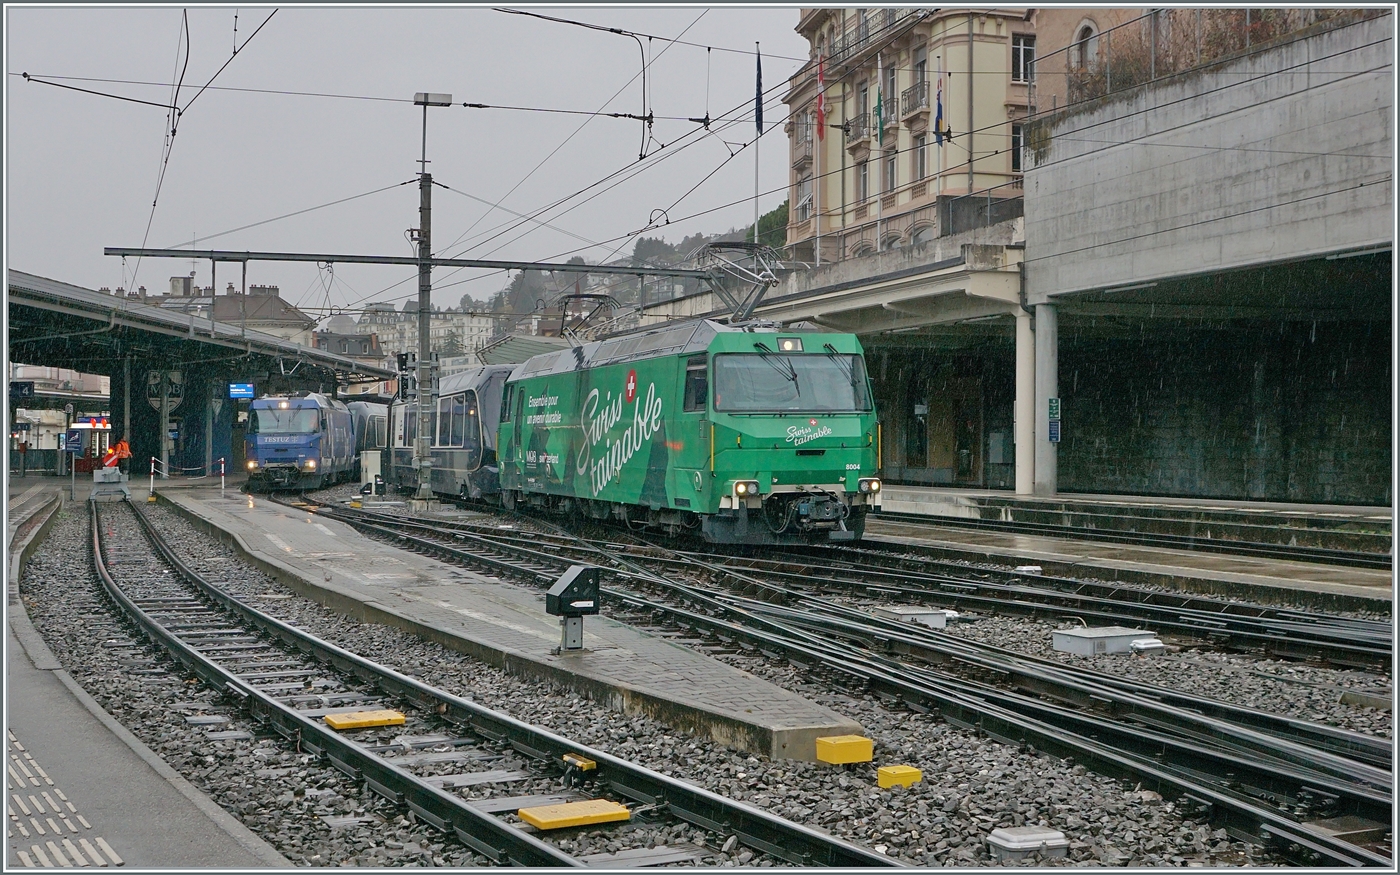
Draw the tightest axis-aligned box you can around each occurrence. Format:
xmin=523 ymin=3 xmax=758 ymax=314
xmin=412 ymin=91 xmax=452 ymax=501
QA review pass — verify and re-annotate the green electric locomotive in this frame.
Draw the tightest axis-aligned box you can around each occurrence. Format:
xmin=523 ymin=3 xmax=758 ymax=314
xmin=498 ymin=319 xmax=882 ymax=544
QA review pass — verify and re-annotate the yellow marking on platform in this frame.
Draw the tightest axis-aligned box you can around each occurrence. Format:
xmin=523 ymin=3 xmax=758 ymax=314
xmin=41 ymin=791 xmax=60 ymax=813
xmin=28 ymin=796 xmax=43 ymax=814
xmin=517 ymin=799 xmax=630 ymax=830
xmin=17 ymin=850 xmax=34 ymax=867
xmin=62 ymin=837 xmax=87 ymax=866
xmin=815 ymin=734 xmax=873 ymax=764
xmin=30 ymin=817 xmax=45 ymax=835
xmin=15 ymin=819 xmax=29 ymax=837
xmin=13 ymin=794 xmax=31 ymax=816
xmin=95 ymin=837 xmax=123 ymax=866
xmin=77 ymin=814 xmax=92 ymax=829
xmin=323 ymin=710 xmax=406 ymax=730
xmin=877 ymin=765 xmax=922 ymax=789
xmin=63 ymin=817 xmax=78 ymax=833
xmin=79 ymin=838 xmax=107 ymax=867
xmin=46 ymin=817 xmax=62 ymax=835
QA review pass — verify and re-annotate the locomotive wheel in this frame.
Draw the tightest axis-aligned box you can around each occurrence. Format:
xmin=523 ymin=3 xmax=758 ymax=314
xmin=501 ymin=489 xmax=517 ymax=511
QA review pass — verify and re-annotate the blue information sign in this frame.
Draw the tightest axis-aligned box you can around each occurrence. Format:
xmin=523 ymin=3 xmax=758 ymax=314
xmin=229 ymin=382 xmax=255 ymax=399
xmin=1048 ymin=420 xmax=1061 ymax=443
xmin=64 ymin=429 xmax=82 ymax=452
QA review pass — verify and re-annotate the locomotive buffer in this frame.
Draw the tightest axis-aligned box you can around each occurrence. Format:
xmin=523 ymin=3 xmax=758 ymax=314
xmin=547 ymin=565 xmax=601 ymax=653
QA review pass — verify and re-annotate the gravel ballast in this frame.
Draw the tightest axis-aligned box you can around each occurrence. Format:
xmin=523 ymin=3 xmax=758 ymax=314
xmin=18 ymin=496 xmax=1343 ymax=866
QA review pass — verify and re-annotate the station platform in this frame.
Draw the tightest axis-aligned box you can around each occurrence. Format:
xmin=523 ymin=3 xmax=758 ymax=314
xmin=159 ymin=488 xmax=864 ymax=761
xmin=5 ymin=483 xmax=289 ymax=869
xmin=872 ymin=486 xmax=1393 ymax=612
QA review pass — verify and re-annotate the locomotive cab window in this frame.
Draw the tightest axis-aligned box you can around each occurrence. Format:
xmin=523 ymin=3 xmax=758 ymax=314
xmin=713 ymin=351 xmax=873 ymax=413
xmin=683 ymin=356 xmax=709 ymax=412
xmin=501 ymin=385 xmax=514 ymax=421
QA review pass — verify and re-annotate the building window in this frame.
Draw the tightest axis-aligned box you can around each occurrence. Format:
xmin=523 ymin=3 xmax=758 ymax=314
xmin=1011 ymin=124 xmax=1023 ymax=173
xmin=914 ymin=134 xmax=927 ymax=181
xmin=914 ymin=46 xmax=928 ymax=84
xmin=857 ymin=161 xmax=869 ymax=201
xmin=858 ymin=82 xmax=869 ymax=115
xmin=1071 ymin=23 xmax=1098 ymax=69
xmin=884 ymin=149 xmax=897 ymax=193
xmin=1012 ymin=34 xmax=1036 ymax=83
xmin=884 ymin=64 xmax=897 ymax=108
xmin=795 ymin=176 xmax=813 ymax=221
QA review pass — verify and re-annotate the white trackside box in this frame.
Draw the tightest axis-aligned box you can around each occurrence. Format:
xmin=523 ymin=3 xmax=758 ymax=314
xmin=987 ymin=826 xmax=1069 ymax=861
xmin=1052 ymin=626 xmax=1157 ymax=656
xmin=870 ymin=605 xmax=952 ymax=629
xmin=360 ymin=450 xmax=382 ymax=485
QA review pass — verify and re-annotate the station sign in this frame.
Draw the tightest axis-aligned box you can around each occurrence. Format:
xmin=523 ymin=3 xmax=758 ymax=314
xmin=1047 ymin=398 xmax=1061 ymax=421
xmin=8 ymin=381 xmax=34 ymax=400
xmin=64 ymin=429 xmax=82 ymax=452
xmin=229 ymin=382 xmax=255 ymax=399
xmin=17 ymin=422 xmax=30 ymax=432
xmin=1048 ymin=420 xmax=1061 ymax=443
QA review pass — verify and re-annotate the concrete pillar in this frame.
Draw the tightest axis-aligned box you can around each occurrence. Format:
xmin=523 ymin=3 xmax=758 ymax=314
xmin=1014 ymin=310 xmax=1035 ymax=495
xmin=205 ymin=379 xmax=214 ymax=477
xmin=1033 ymin=302 xmax=1058 ymax=496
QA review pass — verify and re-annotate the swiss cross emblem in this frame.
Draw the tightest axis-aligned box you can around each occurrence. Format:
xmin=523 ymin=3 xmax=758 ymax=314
xmin=809 ymin=418 xmax=818 ymax=426
xmin=625 ymin=370 xmax=638 ymax=403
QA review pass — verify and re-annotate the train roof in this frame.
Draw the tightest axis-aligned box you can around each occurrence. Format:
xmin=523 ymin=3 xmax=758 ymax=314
xmin=436 ymin=363 xmax=517 ymax=397
xmin=506 ymin=319 xmax=861 ymax=381
xmin=250 ymin=391 xmax=347 ymax=410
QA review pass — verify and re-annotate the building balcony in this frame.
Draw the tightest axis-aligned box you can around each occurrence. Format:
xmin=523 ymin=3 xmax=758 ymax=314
xmin=845 ymin=113 xmax=870 ymax=148
xmin=881 ymin=96 xmax=900 ymax=129
xmin=901 ymin=82 xmax=930 ymax=120
xmin=792 ymin=136 xmax=813 ymax=167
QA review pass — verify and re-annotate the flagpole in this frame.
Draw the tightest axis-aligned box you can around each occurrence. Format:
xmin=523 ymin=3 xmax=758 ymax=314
xmin=876 ymin=51 xmax=883 ymax=253
xmin=754 ymin=42 xmax=762 ymax=250
xmin=815 ymin=51 xmax=825 ymax=267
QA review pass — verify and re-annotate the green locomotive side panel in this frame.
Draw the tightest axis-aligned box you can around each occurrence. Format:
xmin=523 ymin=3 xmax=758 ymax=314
xmin=499 ymin=323 xmax=883 ymax=526
xmin=504 ymin=356 xmax=693 ymax=508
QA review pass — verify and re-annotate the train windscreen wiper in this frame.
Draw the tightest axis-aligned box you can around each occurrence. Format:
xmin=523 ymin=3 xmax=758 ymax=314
xmin=823 ymin=343 xmax=856 ymax=382
xmin=753 ymin=342 xmax=801 ymax=396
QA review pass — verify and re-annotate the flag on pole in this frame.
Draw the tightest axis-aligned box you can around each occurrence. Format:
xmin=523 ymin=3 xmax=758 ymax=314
xmin=934 ymin=56 xmax=946 ymax=145
xmin=815 ymin=52 xmax=826 ymax=141
xmin=875 ymin=53 xmax=884 ymax=146
xmin=755 ymin=47 xmax=763 ymax=134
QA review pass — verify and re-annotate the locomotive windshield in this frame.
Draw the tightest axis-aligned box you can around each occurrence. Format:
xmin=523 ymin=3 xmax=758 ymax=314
xmin=249 ymin=407 xmax=319 ymax=434
xmin=713 ymin=353 xmax=873 ymax=412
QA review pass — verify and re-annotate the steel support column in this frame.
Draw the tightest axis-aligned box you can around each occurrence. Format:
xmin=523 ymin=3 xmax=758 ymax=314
xmin=1014 ymin=309 xmax=1035 ymax=495
xmin=1033 ymin=302 xmax=1057 ymax=495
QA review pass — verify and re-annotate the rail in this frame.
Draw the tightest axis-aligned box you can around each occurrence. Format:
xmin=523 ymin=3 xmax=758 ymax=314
xmin=120 ymin=497 xmax=900 ymax=868
xmin=294 ymin=499 xmax=1391 ymax=866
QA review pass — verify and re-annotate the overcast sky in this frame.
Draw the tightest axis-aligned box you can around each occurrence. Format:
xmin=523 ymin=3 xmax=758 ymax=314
xmin=6 ymin=4 xmax=810 ymax=322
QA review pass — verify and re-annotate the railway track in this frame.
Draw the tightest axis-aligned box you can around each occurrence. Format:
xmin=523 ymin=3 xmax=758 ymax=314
xmin=92 ymin=498 xmax=898 ymax=868
xmin=870 ymin=511 xmax=1392 ymax=570
xmin=747 ymin=543 xmax=1391 ymax=670
xmin=296 ymin=496 xmax=1392 ymax=866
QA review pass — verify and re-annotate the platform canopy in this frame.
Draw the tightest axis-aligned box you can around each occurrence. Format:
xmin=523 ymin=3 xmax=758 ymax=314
xmin=8 ymin=270 xmax=394 ymax=384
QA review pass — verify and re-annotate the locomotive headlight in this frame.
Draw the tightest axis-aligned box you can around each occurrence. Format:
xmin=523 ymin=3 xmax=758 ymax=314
xmin=733 ymin=479 xmax=760 ymax=497
xmin=303 ymin=459 xmax=317 ymax=470
xmin=858 ymin=477 xmax=881 ymax=494
xmin=247 ymin=460 xmax=258 ymax=471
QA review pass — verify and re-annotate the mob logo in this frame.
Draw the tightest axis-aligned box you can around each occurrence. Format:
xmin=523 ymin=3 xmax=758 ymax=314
xmin=625 ymin=369 xmax=638 ymax=404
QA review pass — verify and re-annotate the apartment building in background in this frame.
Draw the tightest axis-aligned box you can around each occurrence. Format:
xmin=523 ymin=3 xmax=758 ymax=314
xmin=784 ymin=8 xmax=1035 ymax=262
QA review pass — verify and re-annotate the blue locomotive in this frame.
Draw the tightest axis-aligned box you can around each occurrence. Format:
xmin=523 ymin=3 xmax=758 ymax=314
xmin=244 ymin=392 xmax=354 ymax=491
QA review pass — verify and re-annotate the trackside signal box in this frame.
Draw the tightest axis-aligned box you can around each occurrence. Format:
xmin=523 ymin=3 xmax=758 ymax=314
xmin=547 ymin=565 xmax=600 ymax=652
